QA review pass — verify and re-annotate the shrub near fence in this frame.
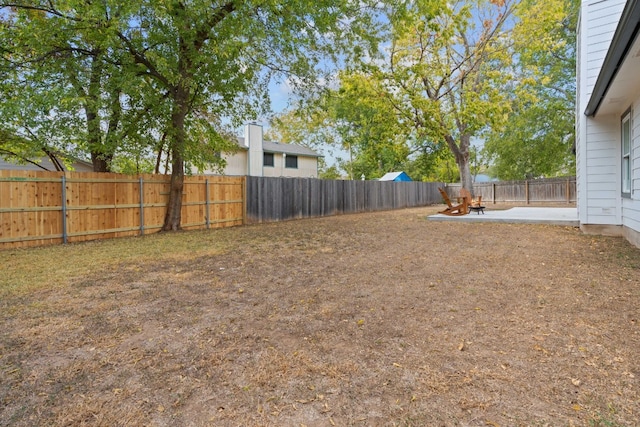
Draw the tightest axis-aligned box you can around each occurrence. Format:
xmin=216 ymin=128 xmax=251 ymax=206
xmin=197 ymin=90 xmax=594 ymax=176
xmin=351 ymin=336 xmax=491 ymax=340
xmin=444 ymin=177 xmax=576 ymax=204
xmin=0 ymin=170 xmax=244 ymax=249
xmin=246 ymin=176 xmax=443 ymax=223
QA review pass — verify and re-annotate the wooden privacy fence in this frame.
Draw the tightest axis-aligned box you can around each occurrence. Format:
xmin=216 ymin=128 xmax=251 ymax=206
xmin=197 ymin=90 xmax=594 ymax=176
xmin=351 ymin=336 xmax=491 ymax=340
xmin=1 ymin=170 xmax=577 ymax=249
xmin=0 ymin=170 xmax=244 ymax=249
xmin=444 ymin=177 xmax=576 ymax=204
xmin=246 ymin=176 xmax=443 ymax=223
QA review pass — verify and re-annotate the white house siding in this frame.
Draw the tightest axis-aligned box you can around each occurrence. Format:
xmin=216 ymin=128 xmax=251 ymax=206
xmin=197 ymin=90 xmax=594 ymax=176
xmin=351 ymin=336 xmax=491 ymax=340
xmin=293 ymin=156 xmax=318 ymax=178
xmin=263 ymin=154 xmax=318 ymax=178
xmin=585 ymin=117 xmax=621 ymax=224
xmin=200 ymin=123 xmax=319 ymax=177
xmin=208 ymin=149 xmax=319 ymax=178
xmin=220 ymin=151 xmax=248 ymax=176
xmin=577 ymin=0 xmax=626 ymax=229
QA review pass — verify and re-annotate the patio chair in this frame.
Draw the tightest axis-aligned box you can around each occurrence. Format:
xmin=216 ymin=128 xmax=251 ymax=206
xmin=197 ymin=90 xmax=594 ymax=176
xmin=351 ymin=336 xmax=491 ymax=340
xmin=460 ymin=188 xmax=485 ymax=214
xmin=438 ymin=187 xmax=469 ymax=216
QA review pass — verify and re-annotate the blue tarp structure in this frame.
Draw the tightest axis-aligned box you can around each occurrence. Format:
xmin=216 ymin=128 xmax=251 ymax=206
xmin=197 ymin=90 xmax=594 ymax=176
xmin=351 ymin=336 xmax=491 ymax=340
xmin=379 ymin=171 xmax=413 ymax=182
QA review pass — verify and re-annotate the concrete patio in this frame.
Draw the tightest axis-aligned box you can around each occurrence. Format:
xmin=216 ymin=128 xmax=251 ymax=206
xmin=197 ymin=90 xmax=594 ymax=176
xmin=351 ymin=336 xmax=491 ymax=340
xmin=428 ymin=207 xmax=579 ymax=227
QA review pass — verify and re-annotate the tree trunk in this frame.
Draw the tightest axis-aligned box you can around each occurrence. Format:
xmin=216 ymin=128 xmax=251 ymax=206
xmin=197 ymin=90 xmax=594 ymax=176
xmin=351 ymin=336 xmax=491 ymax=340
xmin=457 ymin=155 xmax=474 ymax=195
xmin=457 ymin=134 xmax=474 ymax=195
xmin=91 ymin=153 xmax=112 ymax=172
xmin=158 ymin=2 xmax=236 ymax=229
xmin=162 ymin=85 xmax=189 ymax=231
xmin=444 ymin=133 xmax=474 ymax=196
xmin=162 ymin=147 xmax=184 ymax=231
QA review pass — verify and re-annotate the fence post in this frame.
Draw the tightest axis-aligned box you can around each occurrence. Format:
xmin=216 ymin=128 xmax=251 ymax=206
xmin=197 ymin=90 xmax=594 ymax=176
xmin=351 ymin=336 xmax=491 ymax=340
xmin=525 ymin=180 xmax=529 ymax=204
xmin=139 ymin=176 xmax=145 ymax=235
xmin=492 ymin=183 xmax=496 ymax=204
xmin=242 ymin=176 xmax=247 ymax=225
xmin=566 ymin=178 xmax=570 ymax=204
xmin=61 ymin=175 xmax=68 ymax=244
xmin=205 ymin=178 xmax=211 ymax=229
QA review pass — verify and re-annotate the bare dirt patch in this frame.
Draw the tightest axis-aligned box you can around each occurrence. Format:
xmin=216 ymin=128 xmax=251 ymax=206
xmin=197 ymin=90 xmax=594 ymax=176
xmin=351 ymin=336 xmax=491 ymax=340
xmin=1 ymin=206 xmax=639 ymax=426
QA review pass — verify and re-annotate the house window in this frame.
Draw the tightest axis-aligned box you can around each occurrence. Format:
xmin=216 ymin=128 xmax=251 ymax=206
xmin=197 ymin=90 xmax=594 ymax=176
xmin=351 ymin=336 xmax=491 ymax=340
xmin=264 ymin=152 xmax=274 ymax=167
xmin=285 ymin=155 xmax=298 ymax=169
xmin=622 ymin=110 xmax=631 ymax=197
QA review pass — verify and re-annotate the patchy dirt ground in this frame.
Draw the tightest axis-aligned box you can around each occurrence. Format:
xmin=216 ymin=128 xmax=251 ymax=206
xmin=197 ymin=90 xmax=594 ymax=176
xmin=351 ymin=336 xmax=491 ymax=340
xmin=1 ymin=206 xmax=640 ymax=426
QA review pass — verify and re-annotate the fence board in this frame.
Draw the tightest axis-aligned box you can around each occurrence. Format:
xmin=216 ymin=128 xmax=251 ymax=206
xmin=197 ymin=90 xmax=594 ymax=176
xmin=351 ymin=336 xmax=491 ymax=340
xmin=444 ymin=177 xmax=576 ymax=204
xmin=0 ymin=170 xmax=244 ymax=249
xmin=245 ymin=177 xmax=444 ymax=223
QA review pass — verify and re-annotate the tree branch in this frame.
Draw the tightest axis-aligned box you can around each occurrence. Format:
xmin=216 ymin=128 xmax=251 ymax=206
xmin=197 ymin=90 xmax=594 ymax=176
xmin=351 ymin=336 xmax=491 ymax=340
xmin=0 ymin=2 xmax=84 ymax=22
xmin=115 ymin=31 xmax=172 ymax=88
xmin=0 ymin=148 xmax=51 ymax=170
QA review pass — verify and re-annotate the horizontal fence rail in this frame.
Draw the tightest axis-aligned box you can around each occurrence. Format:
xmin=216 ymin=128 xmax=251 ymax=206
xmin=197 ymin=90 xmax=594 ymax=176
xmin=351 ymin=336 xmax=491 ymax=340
xmin=0 ymin=170 xmax=244 ymax=249
xmin=246 ymin=176 xmax=444 ymax=223
xmin=444 ymin=177 xmax=576 ymax=204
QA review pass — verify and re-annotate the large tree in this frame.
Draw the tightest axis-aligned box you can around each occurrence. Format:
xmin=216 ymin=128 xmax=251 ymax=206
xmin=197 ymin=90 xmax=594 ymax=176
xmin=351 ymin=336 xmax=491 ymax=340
xmin=1 ymin=0 xmax=379 ymax=230
xmin=123 ymin=1 xmax=378 ymax=230
xmin=381 ymin=0 xmax=516 ymax=194
xmin=483 ymin=0 xmax=577 ymax=180
xmin=0 ymin=2 xmax=145 ymax=172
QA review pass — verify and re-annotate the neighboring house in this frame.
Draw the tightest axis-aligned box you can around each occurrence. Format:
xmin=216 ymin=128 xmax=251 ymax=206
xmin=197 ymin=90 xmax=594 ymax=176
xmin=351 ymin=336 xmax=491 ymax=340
xmin=0 ymin=152 xmax=94 ymax=172
xmin=576 ymin=0 xmax=640 ymax=247
xmin=202 ymin=123 xmax=321 ymax=178
xmin=379 ymin=171 xmax=413 ymax=182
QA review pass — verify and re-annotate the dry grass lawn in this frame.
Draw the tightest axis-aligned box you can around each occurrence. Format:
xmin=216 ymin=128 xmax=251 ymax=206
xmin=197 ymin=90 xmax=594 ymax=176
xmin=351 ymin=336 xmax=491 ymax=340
xmin=1 ymin=206 xmax=639 ymax=426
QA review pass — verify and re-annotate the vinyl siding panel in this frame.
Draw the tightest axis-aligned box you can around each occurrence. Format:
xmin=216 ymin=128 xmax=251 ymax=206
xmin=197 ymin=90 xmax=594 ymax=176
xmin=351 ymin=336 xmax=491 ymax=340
xmin=581 ymin=0 xmax=626 ymax=97
xmin=586 ymin=156 xmax=615 ymax=167
xmin=586 ymin=181 xmax=620 ymax=192
xmin=587 ymin=214 xmax=619 ymax=224
xmin=585 ymin=165 xmax=616 ymax=177
xmin=576 ymin=1 xmax=625 ymax=224
xmin=622 ymin=206 xmax=640 ymax=230
xmin=587 ymin=197 xmax=619 ymax=208
xmin=622 ymin=202 xmax=640 ymax=231
xmin=583 ymin=116 xmax=620 ymax=224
